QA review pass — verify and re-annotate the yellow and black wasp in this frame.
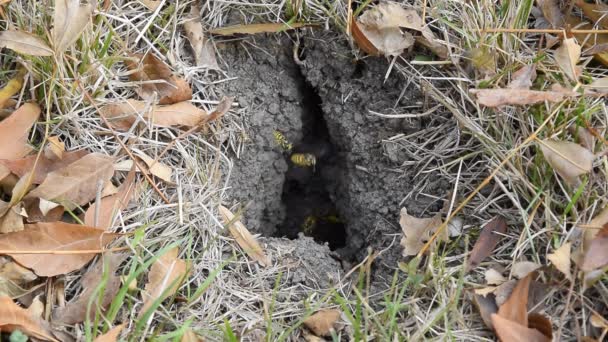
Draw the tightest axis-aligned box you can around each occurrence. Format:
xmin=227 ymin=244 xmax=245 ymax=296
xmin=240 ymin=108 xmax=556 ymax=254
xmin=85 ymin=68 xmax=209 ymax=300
xmin=273 ymin=130 xmax=293 ymax=153
xmin=290 ymin=153 xmax=316 ymax=169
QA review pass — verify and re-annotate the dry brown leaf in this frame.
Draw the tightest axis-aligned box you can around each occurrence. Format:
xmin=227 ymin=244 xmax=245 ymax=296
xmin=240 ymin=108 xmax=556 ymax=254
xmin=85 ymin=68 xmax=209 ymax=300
xmin=133 ymin=149 xmax=172 ymax=183
xmin=575 ymin=0 xmax=608 ymax=29
xmin=181 ymin=329 xmax=204 ymax=342
xmin=497 ymin=274 xmax=531 ymax=326
xmin=52 ymin=0 xmax=94 ymax=53
xmin=84 ymin=169 xmax=136 ymax=230
xmin=0 ymin=68 xmax=27 ymax=109
xmin=472 ymin=293 xmax=498 ymax=329
xmin=52 ymin=253 xmax=124 ymax=324
xmin=94 ymin=324 xmax=125 ymax=342
xmin=0 ymin=103 xmax=40 ymax=160
xmin=0 ymin=296 xmax=58 ymax=341
xmin=0 ymin=203 xmax=25 ymax=233
xmin=508 ymin=65 xmax=537 ymax=89
xmin=399 ymin=208 xmax=444 ymax=256
xmin=474 ymin=286 xmax=498 ymax=296
xmin=512 ymin=261 xmax=542 ymax=279
xmin=101 ymin=181 xmax=119 ymax=197
xmin=485 ymin=268 xmax=507 ymax=285
xmin=44 ymin=136 xmax=64 ymax=160
xmin=23 ymin=198 xmax=64 ymax=223
xmin=0 ymin=149 xmax=89 ymax=184
xmin=219 ymin=205 xmax=271 ymax=267
xmin=26 ymin=153 xmax=114 ymax=210
xmin=140 ymin=0 xmax=161 ymax=11
xmin=555 ymin=38 xmax=581 ymax=82
xmin=0 ymin=30 xmax=53 ymax=56
xmin=538 ymin=139 xmax=594 ymax=184
xmin=566 ymin=15 xmax=608 ymax=66
xmin=0 ymin=222 xmax=118 ymax=277
xmin=581 ymin=224 xmax=608 ymax=271
xmin=210 ymin=22 xmax=310 ymax=36
xmin=575 ymin=126 xmax=595 ymax=152
xmin=126 ymin=53 xmax=192 ymax=105
xmin=547 ymin=242 xmax=572 ymax=280
xmin=0 ymin=256 xmax=37 ymax=297
xmin=303 ymin=309 xmax=341 ymax=337
xmin=355 ymin=20 xmax=413 ymax=57
xmin=588 ymin=77 xmax=608 ymax=94
xmin=536 ymin=0 xmax=565 ymax=28
xmin=10 ymin=171 xmax=32 ymax=206
xmin=183 ymin=6 xmax=218 ymax=69
xmin=351 ymin=17 xmax=379 ymax=55
xmin=528 ymin=313 xmax=553 ymax=341
xmin=469 ymin=88 xmax=573 ymax=107
xmin=465 ymin=216 xmax=507 ymax=272
xmin=139 ymin=247 xmax=189 ymax=317
xmin=491 ymin=314 xmax=551 ymax=342
xmin=100 ymin=100 xmax=209 ymax=130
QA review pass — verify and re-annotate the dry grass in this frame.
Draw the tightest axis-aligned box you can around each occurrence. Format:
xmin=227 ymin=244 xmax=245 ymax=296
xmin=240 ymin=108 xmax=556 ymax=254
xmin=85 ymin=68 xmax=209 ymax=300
xmin=1 ymin=0 xmax=607 ymax=340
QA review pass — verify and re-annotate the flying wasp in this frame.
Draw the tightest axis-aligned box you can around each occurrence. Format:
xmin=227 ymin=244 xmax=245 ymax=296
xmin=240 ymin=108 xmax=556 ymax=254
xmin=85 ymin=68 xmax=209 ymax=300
xmin=273 ymin=130 xmax=293 ymax=153
xmin=290 ymin=153 xmax=316 ymax=169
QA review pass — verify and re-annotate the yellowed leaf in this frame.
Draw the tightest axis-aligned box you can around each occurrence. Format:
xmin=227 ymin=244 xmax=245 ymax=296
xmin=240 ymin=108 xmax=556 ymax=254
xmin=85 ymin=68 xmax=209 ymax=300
xmin=133 ymin=149 xmax=172 ymax=183
xmin=538 ymin=139 xmax=594 ymax=184
xmin=94 ymin=324 xmax=125 ymax=342
xmin=0 ymin=68 xmax=27 ymax=109
xmin=399 ymin=208 xmax=444 ymax=256
xmin=303 ymin=309 xmax=341 ymax=337
xmin=184 ymin=6 xmax=218 ymax=69
xmin=52 ymin=0 xmax=94 ymax=53
xmin=0 ymin=296 xmax=58 ymax=341
xmin=44 ymin=136 xmax=64 ymax=160
xmin=100 ymin=100 xmax=209 ymax=130
xmin=555 ymin=38 xmax=581 ymax=82
xmin=26 ymin=153 xmax=115 ymax=210
xmin=547 ymin=242 xmax=572 ymax=280
xmin=0 ymin=30 xmax=53 ymax=56
xmin=210 ymin=22 xmax=310 ymax=36
xmin=219 ymin=205 xmax=270 ymax=267
xmin=139 ymin=247 xmax=189 ymax=317
xmin=0 ymin=103 xmax=40 ymax=159
xmin=0 ymin=222 xmax=118 ymax=277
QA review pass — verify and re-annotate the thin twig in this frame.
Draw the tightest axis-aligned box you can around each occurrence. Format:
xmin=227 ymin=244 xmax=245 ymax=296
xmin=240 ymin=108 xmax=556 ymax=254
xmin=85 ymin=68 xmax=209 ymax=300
xmin=480 ymin=28 xmax=608 ymax=34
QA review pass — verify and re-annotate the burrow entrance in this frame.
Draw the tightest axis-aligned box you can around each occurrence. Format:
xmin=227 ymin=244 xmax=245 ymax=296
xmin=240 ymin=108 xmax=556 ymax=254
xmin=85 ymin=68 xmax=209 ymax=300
xmin=274 ymin=62 xmax=347 ymax=251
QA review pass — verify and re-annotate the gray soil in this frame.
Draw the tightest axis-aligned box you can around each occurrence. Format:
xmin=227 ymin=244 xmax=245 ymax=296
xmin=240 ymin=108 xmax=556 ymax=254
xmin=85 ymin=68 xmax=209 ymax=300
xmin=219 ymin=30 xmax=450 ymax=285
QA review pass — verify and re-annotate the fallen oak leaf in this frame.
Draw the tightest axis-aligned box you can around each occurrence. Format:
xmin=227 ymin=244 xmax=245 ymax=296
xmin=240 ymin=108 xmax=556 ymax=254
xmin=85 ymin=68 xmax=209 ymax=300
xmin=0 ymin=30 xmax=53 ymax=56
xmin=125 ymin=53 xmax=192 ymax=105
xmin=581 ymin=224 xmax=608 ymax=271
xmin=0 ymin=149 xmax=89 ymax=184
xmin=0 ymin=103 xmax=40 ymax=160
xmin=508 ymin=65 xmax=537 ymax=89
xmin=183 ymin=5 xmax=219 ymax=69
xmin=100 ymin=100 xmax=209 ymax=130
xmin=0 ymin=256 xmax=37 ymax=297
xmin=25 ymin=152 xmax=114 ymax=210
xmin=465 ymin=216 xmax=507 ymax=272
xmin=565 ymin=14 xmax=608 ymax=66
xmin=52 ymin=0 xmax=94 ymax=53
xmin=491 ymin=314 xmax=551 ymax=342
xmin=0 ymin=222 xmax=119 ymax=277
xmin=469 ymin=88 xmax=574 ymax=107
xmin=139 ymin=247 xmax=189 ymax=318
xmin=538 ymin=139 xmax=594 ymax=184
xmin=536 ymin=0 xmax=565 ymax=29
xmin=219 ymin=205 xmax=271 ymax=267
xmin=303 ymin=309 xmax=341 ymax=337
xmin=52 ymin=253 xmax=124 ymax=324
xmin=399 ymin=208 xmax=444 ymax=256
xmin=497 ymin=273 xmax=531 ymax=325
xmin=44 ymin=136 xmax=64 ymax=160
xmin=555 ymin=37 xmax=582 ymax=82
xmin=528 ymin=313 xmax=553 ymax=341
xmin=132 ymin=149 xmax=172 ymax=183
xmin=472 ymin=293 xmax=498 ymax=329
xmin=547 ymin=242 xmax=572 ymax=280
xmin=354 ymin=5 xmax=414 ymax=57
xmin=0 ymin=296 xmax=58 ymax=341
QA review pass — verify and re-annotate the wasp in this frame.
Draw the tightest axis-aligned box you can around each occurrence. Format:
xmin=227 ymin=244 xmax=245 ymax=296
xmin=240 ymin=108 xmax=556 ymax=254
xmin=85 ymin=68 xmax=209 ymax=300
xmin=290 ymin=153 xmax=316 ymax=168
xmin=273 ymin=130 xmax=293 ymax=153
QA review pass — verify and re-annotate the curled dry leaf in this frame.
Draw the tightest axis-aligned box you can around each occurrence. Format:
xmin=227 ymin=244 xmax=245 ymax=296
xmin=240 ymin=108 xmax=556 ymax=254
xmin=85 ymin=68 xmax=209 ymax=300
xmin=125 ymin=53 xmax=192 ymax=105
xmin=581 ymin=224 xmax=608 ymax=271
xmin=139 ymin=247 xmax=189 ymax=317
xmin=84 ymin=168 xmax=136 ymax=230
xmin=100 ymin=100 xmax=209 ymax=130
xmin=538 ymin=139 xmax=594 ymax=184
xmin=183 ymin=5 xmax=218 ymax=69
xmin=355 ymin=10 xmax=414 ymax=56
xmin=0 ymin=149 xmax=89 ymax=184
xmin=52 ymin=0 xmax=94 ymax=53
xmin=93 ymin=324 xmax=125 ymax=342
xmin=399 ymin=208 xmax=444 ymax=256
xmin=133 ymin=149 xmax=172 ymax=183
xmin=465 ymin=216 xmax=507 ymax=272
xmin=210 ymin=22 xmax=310 ymax=36
xmin=508 ymin=65 xmax=537 ymax=89
xmin=44 ymin=136 xmax=64 ymax=160
xmin=26 ymin=152 xmax=114 ymax=210
xmin=303 ymin=309 xmax=341 ymax=337
xmin=512 ymin=261 xmax=541 ymax=279
xmin=0 ymin=222 xmax=118 ymax=277
xmin=52 ymin=253 xmax=124 ymax=324
xmin=0 ymin=296 xmax=58 ymax=341
xmin=497 ymin=274 xmax=531 ymax=325
xmin=0 ymin=30 xmax=53 ymax=56
xmin=0 ymin=103 xmax=40 ymax=160
xmin=0 ymin=202 xmax=24 ymax=233
xmin=469 ymin=88 xmax=573 ymax=107
xmin=546 ymin=242 xmax=572 ymax=280
xmin=0 ymin=256 xmax=37 ymax=297
xmin=219 ymin=205 xmax=270 ymax=267
xmin=555 ymin=38 xmax=582 ymax=82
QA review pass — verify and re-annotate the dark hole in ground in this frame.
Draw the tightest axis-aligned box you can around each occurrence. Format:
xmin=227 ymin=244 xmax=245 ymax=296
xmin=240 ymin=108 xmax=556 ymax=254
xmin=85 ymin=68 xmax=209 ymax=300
xmin=275 ymin=57 xmax=347 ymax=251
